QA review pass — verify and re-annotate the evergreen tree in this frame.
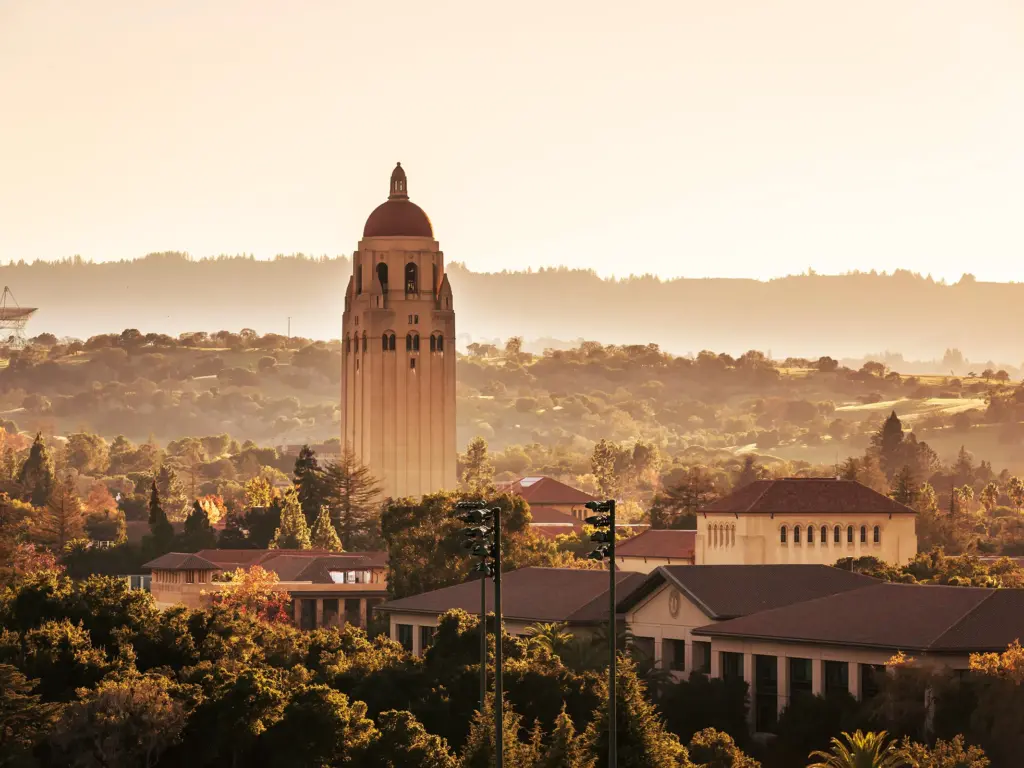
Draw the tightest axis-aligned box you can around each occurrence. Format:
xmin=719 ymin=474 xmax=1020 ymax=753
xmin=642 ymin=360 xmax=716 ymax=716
xmin=838 ymin=457 xmax=859 ymax=482
xmin=856 ymin=455 xmax=889 ymax=495
xmin=37 ymin=474 xmax=86 ymax=549
xmin=294 ymin=444 xmax=325 ymax=523
xmin=461 ymin=437 xmax=495 ymax=493
xmin=18 ymin=432 xmax=55 ymax=507
xmin=538 ymin=706 xmax=595 ymax=768
xmin=180 ymin=500 xmax=217 ymax=551
xmin=322 ymin=447 xmax=383 ymax=550
xmin=154 ymin=464 xmax=189 ymax=522
xmin=891 ymin=466 xmax=919 ymax=507
xmin=271 ymin=487 xmax=312 ymax=549
xmin=310 ymin=505 xmax=343 ymax=551
xmin=687 ymin=728 xmax=760 ymax=768
xmin=733 ymin=455 xmax=762 ymax=490
xmin=871 ymin=410 xmax=904 ymax=479
xmin=147 ymin=481 xmax=175 ymax=555
xmin=359 ymin=710 xmax=458 ymax=768
xmin=217 ymin=508 xmax=252 ymax=548
xmin=583 ymin=657 xmax=694 ymax=767
xmin=460 ymin=693 xmax=540 ymax=768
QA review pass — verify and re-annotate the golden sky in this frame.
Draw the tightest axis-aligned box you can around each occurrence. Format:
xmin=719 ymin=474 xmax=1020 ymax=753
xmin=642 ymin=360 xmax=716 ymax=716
xmin=1 ymin=1 xmax=1022 ymax=281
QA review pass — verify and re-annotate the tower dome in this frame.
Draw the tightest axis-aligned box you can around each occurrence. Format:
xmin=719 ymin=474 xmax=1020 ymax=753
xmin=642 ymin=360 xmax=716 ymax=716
xmin=362 ymin=162 xmax=434 ymax=238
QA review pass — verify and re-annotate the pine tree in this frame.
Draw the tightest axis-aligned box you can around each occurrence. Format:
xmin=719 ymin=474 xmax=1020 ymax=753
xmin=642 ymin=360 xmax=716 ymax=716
xmin=871 ymin=410 xmax=905 ymax=479
xmin=891 ymin=465 xmax=918 ymax=506
xmin=856 ymin=455 xmax=889 ymax=494
xmin=310 ymin=505 xmax=343 ymax=551
xmin=538 ymin=706 xmax=595 ymax=768
xmin=734 ymin=455 xmax=762 ymax=490
xmin=322 ymin=447 xmax=382 ymax=550
xmin=155 ymin=464 xmax=189 ymax=522
xmin=294 ymin=444 xmax=325 ymax=523
xmin=460 ymin=694 xmax=540 ymax=768
xmin=181 ymin=500 xmax=217 ymax=551
xmin=18 ymin=432 xmax=55 ymax=507
xmin=461 ymin=437 xmax=495 ymax=493
xmin=37 ymin=474 xmax=86 ymax=549
xmin=271 ymin=487 xmax=312 ymax=549
xmin=583 ymin=657 xmax=694 ymax=767
xmin=147 ymin=481 xmax=175 ymax=554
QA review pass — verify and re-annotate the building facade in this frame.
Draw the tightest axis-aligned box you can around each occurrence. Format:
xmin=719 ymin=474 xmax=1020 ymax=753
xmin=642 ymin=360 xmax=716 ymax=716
xmin=695 ymin=478 xmax=918 ymax=566
xmin=341 ymin=163 xmax=457 ymax=498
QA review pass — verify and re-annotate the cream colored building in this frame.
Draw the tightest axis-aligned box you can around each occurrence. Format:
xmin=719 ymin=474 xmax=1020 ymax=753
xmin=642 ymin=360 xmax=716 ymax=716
xmin=341 ymin=163 xmax=457 ymax=498
xmin=695 ymin=478 xmax=917 ymax=566
xmin=143 ymin=549 xmax=389 ymax=630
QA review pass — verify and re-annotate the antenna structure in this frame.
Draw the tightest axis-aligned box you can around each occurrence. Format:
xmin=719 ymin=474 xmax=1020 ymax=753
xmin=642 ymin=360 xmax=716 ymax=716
xmin=0 ymin=287 xmax=37 ymax=348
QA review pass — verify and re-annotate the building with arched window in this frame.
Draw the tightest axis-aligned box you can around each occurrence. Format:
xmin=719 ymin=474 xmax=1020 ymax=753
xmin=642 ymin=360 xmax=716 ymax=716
xmin=695 ymin=478 xmax=917 ymax=566
xmin=341 ymin=163 xmax=457 ymax=497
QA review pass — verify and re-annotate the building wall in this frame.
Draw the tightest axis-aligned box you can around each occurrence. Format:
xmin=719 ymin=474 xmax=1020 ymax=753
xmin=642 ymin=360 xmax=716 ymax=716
xmin=624 ymin=581 xmax=718 ymax=677
xmin=616 ymin=556 xmax=693 ymax=574
xmin=695 ymin=512 xmax=917 ymax=566
xmin=341 ymin=234 xmax=457 ymax=498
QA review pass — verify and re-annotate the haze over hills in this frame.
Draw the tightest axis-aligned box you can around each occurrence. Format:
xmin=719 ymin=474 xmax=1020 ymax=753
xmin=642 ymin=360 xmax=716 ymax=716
xmin=9 ymin=252 xmax=1022 ymax=365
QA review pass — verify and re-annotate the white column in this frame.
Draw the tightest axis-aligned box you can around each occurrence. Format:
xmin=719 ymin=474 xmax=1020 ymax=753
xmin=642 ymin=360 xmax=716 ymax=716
xmin=848 ymin=662 xmax=861 ymax=700
xmin=359 ymin=598 xmax=368 ymax=629
xmin=412 ymin=624 xmax=422 ymax=657
xmin=315 ymin=599 xmax=324 ymax=628
xmin=811 ymin=659 xmax=824 ymax=696
xmin=710 ymin=646 xmax=721 ymax=678
xmin=777 ymin=656 xmax=790 ymax=716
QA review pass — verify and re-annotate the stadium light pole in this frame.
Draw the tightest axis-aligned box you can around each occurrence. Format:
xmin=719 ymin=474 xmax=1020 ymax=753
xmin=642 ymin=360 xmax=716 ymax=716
xmin=456 ymin=501 xmax=495 ymax=713
xmin=585 ymin=499 xmax=617 ymax=768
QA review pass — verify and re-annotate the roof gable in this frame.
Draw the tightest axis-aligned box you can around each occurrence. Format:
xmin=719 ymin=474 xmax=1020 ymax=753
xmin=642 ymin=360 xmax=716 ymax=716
xmin=700 ymin=478 xmax=915 ymax=516
xmin=501 ymin=476 xmax=597 ymax=505
xmin=142 ymin=552 xmax=221 ymax=571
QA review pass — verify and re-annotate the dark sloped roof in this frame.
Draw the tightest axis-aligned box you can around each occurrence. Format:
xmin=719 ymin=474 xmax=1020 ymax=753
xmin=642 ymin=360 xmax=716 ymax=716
xmin=700 ymin=478 xmax=915 ymax=516
xmin=377 ymin=567 xmax=644 ymax=624
xmin=500 ymin=476 xmax=597 ymax=505
xmin=617 ymin=565 xmax=878 ymax=619
xmin=142 ymin=552 xmax=221 ymax=571
xmin=616 ymin=530 xmax=696 ymax=560
xmin=692 ymin=582 xmax=1022 ymax=653
xmin=529 ymin=506 xmax=583 ymax=525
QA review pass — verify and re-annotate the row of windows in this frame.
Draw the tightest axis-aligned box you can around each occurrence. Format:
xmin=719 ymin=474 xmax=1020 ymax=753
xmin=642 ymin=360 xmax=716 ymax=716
xmin=780 ymin=524 xmax=881 ymax=545
xmin=709 ymin=524 xmax=736 ymax=548
xmin=355 ymin=262 xmax=439 ymax=297
xmin=345 ymin=332 xmax=445 ymax=353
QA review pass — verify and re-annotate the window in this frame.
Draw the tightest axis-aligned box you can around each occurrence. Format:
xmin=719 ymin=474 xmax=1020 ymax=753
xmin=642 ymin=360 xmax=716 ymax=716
xmin=410 ymin=358 xmax=416 ymax=370
xmin=847 ymin=525 xmax=854 ymax=543
xmin=414 ymin=314 xmax=419 ymax=323
xmin=807 ymin=525 xmax=815 ymax=544
xmin=860 ymin=525 xmax=867 ymax=543
xmin=382 ymin=333 xmax=389 ymax=350
xmin=420 ymin=625 xmax=436 ymax=652
xmin=873 ymin=525 xmax=881 ymax=544
xmin=790 ymin=658 xmax=813 ymax=700
xmin=185 ymin=570 xmax=195 ymax=584
xmin=794 ymin=525 xmax=801 ymax=544
xmin=356 ymin=265 xmax=362 ymax=294
xmin=432 ymin=263 xmax=438 ymax=292
xmin=406 ymin=332 xmax=420 ymax=352
xmin=362 ymin=332 xmax=367 ymax=352
xmin=754 ymin=655 xmax=779 ymax=732
xmin=406 ymin=333 xmax=413 ymax=351
xmin=396 ymin=624 xmax=413 ymax=652
xmin=821 ymin=525 xmax=828 ymax=544
xmin=405 ymin=262 xmax=418 ymax=295
xmin=429 ymin=335 xmax=436 ymax=352
xmin=780 ymin=525 xmax=787 ymax=544
xmin=382 ymin=333 xmax=396 ymax=351
xmin=388 ymin=333 xmax=395 ymax=350
xmin=721 ymin=651 xmax=743 ymax=681
xmin=663 ymin=639 xmax=685 ymax=671
xmin=437 ymin=334 xmax=444 ymax=352
xmin=825 ymin=660 xmax=849 ymax=696
xmin=693 ymin=641 xmax=712 ymax=674
xmin=834 ymin=525 xmax=841 ymax=543
xmin=408 ymin=314 xmax=413 ymax=324
xmin=376 ymin=262 xmax=388 ymax=288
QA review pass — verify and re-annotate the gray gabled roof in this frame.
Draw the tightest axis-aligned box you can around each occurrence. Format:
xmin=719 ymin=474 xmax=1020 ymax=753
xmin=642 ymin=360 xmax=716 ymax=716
xmin=616 ymin=564 xmax=878 ymax=620
xmin=142 ymin=552 xmax=222 ymax=571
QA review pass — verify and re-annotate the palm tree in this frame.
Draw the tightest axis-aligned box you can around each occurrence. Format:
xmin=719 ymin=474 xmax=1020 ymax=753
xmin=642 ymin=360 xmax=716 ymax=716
xmin=524 ymin=622 xmax=574 ymax=657
xmin=808 ymin=730 xmax=906 ymax=768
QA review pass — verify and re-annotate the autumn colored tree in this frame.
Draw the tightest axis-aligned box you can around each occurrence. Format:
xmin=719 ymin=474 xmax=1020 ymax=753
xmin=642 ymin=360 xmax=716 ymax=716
xmin=210 ymin=565 xmax=292 ymax=623
xmin=36 ymin=474 xmax=86 ymax=549
xmin=65 ymin=432 xmax=111 ymax=476
xmin=898 ymin=735 xmax=989 ymax=768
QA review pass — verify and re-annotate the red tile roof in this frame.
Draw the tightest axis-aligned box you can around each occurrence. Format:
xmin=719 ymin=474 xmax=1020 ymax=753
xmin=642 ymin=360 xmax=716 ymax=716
xmin=500 ymin=476 xmax=597 ymax=506
xmin=693 ymin=582 xmax=1024 ymax=653
xmin=615 ymin=530 xmax=696 ymax=560
xmin=378 ymin=567 xmax=645 ymax=624
xmin=700 ymin=478 xmax=915 ymax=516
xmin=142 ymin=553 xmax=221 ymax=571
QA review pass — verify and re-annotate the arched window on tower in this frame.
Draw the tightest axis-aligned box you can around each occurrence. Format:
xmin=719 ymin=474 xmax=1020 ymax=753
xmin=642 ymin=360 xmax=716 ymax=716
xmin=413 ymin=333 xmax=420 ymax=352
xmin=381 ymin=333 xmax=389 ymax=351
xmin=388 ymin=333 xmax=396 ymax=351
xmin=794 ymin=525 xmax=801 ymax=544
xmin=356 ymin=264 xmax=362 ymax=294
xmin=860 ymin=525 xmax=867 ymax=543
xmin=821 ymin=525 xmax=828 ymax=544
xmin=432 ymin=264 xmax=438 ymax=293
xmin=429 ymin=335 xmax=436 ymax=352
xmin=834 ymin=525 xmax=841 ymax=544
xmin=406 ymin=333 xmax=413 ymax=351
xmin=376 ymin=262 xmax=388 ymax=291
xmin=780 ymin=526 xmax=788 ymax=544
xmin=437 ymin=334 xmax=444 ymax=352
xmin=873 ymin=525 xmax=881 ymax=544
xmin=361 ymin=332 xmax=367 ymax=352
xmin=807 ymin=525 xmax=815 ymax=544
xmin=847 ymin=525 xmax=854 ymax=543
xmin=405 ymin=262 xmax=418 ymax=295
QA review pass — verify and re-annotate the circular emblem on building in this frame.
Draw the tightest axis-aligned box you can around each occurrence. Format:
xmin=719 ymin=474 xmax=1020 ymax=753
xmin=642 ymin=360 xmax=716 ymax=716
xmin=668 ymin=589 xmax=681 ymax=618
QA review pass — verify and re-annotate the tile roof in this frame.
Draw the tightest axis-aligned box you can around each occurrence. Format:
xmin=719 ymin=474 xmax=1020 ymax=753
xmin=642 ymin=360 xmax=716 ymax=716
xmin=700 ymin=478 xmax=915 ymax=516
xmin=615 ymin=529 xmax=696 ymax=560
xmin=142 ymin=552 xmax=222 ymax=571
xmin=692 ymin=582 xmax=1024 ymax=653
xmin=377 ymin=567 xmax=645 ymax=624
xmin=528 ymin=506 xmax=584 ymax=525
xmin=499 ymin=476 xmax=598 ymax=506
xmin=617 ymin=565 xmax=878 ymax=619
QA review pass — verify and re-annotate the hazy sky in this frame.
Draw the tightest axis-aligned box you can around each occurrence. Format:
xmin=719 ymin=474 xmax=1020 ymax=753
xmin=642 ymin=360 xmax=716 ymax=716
xmin=1 ymin=1 xmax=1023 ymax=281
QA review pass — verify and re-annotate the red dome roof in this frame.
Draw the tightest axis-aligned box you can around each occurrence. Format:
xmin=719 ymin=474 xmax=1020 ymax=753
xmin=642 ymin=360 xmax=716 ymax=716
xmin=362 ymin=162 xmax=434 ymax=238
xmin=363 ymin=199 xmax=433 ymax=238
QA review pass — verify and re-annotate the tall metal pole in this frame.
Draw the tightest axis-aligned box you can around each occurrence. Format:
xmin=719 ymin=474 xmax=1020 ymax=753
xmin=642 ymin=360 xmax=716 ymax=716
xmin=493 ymin=506 xmax=504 ymax=768
xmin=608 ymin=499 xmax=617 ymax=768
xmin=480 ymin=572 xmax=487 ymax=711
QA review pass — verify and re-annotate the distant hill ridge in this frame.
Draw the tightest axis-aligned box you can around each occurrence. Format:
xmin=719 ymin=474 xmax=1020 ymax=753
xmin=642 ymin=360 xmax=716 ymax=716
xmin=6 ymin=253 xmax=1020 ymax=362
